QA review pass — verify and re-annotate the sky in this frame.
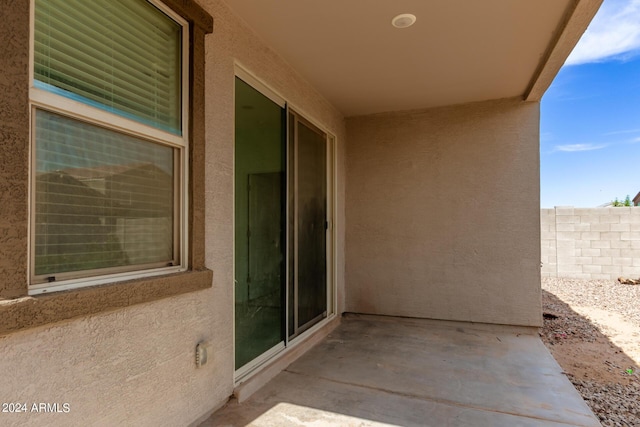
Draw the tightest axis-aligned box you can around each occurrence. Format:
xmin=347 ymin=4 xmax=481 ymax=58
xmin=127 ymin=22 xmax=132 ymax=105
xmin=540 ymin=0 xmax=640 ymax=208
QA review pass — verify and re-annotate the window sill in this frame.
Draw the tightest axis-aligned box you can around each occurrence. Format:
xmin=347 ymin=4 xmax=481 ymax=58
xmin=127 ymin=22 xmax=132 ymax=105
xmin=0 ymin=268 xmax=212 ymax=337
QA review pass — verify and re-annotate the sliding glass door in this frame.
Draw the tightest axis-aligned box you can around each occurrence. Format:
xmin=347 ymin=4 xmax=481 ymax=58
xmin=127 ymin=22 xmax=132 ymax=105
xmin=234 ymin=77 xmax=286 ymax=370
xmin=235 ymin=75 xmax=332 ymax=374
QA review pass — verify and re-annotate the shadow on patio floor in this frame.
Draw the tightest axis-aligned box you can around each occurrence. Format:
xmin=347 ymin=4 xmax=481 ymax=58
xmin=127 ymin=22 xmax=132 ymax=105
xmin=541 ymin=289 xmax=639 ymax=425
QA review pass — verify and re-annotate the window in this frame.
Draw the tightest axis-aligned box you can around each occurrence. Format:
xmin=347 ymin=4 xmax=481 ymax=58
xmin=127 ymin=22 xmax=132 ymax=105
xmin=30 ymin=0 xmax=189 ymax=293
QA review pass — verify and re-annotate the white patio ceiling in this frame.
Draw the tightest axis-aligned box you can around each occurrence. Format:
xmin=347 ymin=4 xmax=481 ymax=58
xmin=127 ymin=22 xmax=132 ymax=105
xmin=223 ymin=0 xmax=602 ymax=117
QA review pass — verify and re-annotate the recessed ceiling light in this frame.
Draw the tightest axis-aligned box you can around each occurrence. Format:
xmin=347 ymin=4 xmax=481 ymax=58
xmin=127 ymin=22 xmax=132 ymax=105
xmin=392 ymin=13 xmax=416 ymax=29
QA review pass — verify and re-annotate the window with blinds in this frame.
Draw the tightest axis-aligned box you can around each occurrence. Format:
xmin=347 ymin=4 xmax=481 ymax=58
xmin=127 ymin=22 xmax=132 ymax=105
xmin=30 ymin=0 xmax=186 ymax=288
xmin=34 ymin=0 xmax=182 ymax=134
xmin=34 ymin=110 xmax=175 ymax=276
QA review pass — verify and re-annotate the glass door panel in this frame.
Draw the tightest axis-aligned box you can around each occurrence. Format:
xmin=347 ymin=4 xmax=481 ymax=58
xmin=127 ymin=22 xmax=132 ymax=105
xmin=296 ymin=121 xmax=327 ymax=329
xmin=289 ymin=113 xmax=328 ymax=336
xmin=234 ymin=77 xmax=285 ymax=370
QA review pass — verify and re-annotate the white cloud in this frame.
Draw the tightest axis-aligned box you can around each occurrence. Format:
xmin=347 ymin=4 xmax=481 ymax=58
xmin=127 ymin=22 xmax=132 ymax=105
xmin=565 ymin=0 xmax=640 ymax=65
xmin=604 ymin=128 xmax=640 ymax=135
xmin=554 ymin=143 xmax=608 ymax=152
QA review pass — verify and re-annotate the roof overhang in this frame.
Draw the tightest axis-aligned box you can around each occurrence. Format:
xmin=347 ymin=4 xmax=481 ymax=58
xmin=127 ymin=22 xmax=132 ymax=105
xmin=223 ymin=0 xmax=603 ymax=117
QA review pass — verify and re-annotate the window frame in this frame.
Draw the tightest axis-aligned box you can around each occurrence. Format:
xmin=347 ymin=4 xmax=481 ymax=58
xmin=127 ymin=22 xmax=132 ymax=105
xmin=27 ymin=0 xmax=191 ymax=295
xmin=0 ymin=0 xmax=212 ymax=337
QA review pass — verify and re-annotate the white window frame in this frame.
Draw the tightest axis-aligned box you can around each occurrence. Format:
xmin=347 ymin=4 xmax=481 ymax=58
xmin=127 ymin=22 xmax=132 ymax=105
xmin=28 ymin=0 xmax=190 ymax=295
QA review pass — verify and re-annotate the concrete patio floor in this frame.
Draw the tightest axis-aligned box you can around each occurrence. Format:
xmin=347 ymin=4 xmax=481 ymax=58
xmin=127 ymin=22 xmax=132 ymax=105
xmin=201 ymin=314 xmax=600 ymax=427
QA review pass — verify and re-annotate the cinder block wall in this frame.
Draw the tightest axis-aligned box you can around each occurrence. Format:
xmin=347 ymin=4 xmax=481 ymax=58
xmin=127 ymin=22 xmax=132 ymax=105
xmin=542 ymin=207 xmax=640 ymax=279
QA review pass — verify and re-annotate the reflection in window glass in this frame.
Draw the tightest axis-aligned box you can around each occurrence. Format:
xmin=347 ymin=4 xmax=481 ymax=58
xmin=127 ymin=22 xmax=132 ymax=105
xmin=34 ymin=109 xmax=175 ymax=276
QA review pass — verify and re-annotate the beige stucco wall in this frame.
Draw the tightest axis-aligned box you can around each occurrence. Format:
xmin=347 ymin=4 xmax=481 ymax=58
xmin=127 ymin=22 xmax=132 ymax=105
xmin=0 ymin=0 xmax=346 ymax=425
xmin=345 ymin=98 xmax=542 ymax=327
xmin=202 ymin=0 xmax=347 ymax=322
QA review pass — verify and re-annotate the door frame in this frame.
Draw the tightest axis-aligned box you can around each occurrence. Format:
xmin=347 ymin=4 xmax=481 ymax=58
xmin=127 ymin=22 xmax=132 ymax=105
xmin=287 ymin=109 xmax=329 ymax=339
xmin=233 ymin=63 xmax=337 ymax=384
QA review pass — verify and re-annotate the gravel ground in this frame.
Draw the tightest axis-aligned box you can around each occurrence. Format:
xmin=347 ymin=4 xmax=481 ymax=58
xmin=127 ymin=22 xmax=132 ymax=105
xmin=541 ymin=277 xmax=640 ymax=426
xmin=543 ymin=278 xmax=640 ymax=328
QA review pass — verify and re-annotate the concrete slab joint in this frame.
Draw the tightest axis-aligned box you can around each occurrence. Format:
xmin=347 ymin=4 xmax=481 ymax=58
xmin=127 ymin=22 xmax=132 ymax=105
xmin=203 ymin=315 xmax=600 ymax=427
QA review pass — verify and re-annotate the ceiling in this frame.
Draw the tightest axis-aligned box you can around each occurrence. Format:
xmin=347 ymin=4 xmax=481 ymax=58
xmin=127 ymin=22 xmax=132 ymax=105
xmin=223 ymin=0 xmax=600 ymax=117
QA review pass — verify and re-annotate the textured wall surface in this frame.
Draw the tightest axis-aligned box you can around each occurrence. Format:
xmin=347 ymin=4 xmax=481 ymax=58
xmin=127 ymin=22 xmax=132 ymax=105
xmin=345 ymin=98 xmax=542 ymax=327
xmin=0 ymin=292 xmax=218 ymax=426
xmin=0 ymin=0 xmax=346 ymax=425
xmin=201 ymin=0 xmax=347 ymax=318
xmin=542 ymin=207 xmax=640 ymax=279
xmin=0 ymin=0 xmax=29 ymax=299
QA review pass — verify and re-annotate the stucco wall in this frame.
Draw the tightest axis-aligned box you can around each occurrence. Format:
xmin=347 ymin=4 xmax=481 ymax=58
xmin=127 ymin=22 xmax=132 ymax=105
xmin=0 ymin=0 xmax=346 ymax=425
xmin=345 ymin=98 xmax=542 ymax=327
xmin=542 ymin=207 xmax=640 ymax=279
xmin=0 ymin=0 xmax=29 ymax=299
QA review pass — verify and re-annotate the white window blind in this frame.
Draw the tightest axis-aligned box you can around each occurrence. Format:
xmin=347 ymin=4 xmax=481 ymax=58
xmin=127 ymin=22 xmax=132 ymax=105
xmin=34 ymin=0 xmax=182 ymax=134
xmin=34 ymin=109 xmax=175 ymax=277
